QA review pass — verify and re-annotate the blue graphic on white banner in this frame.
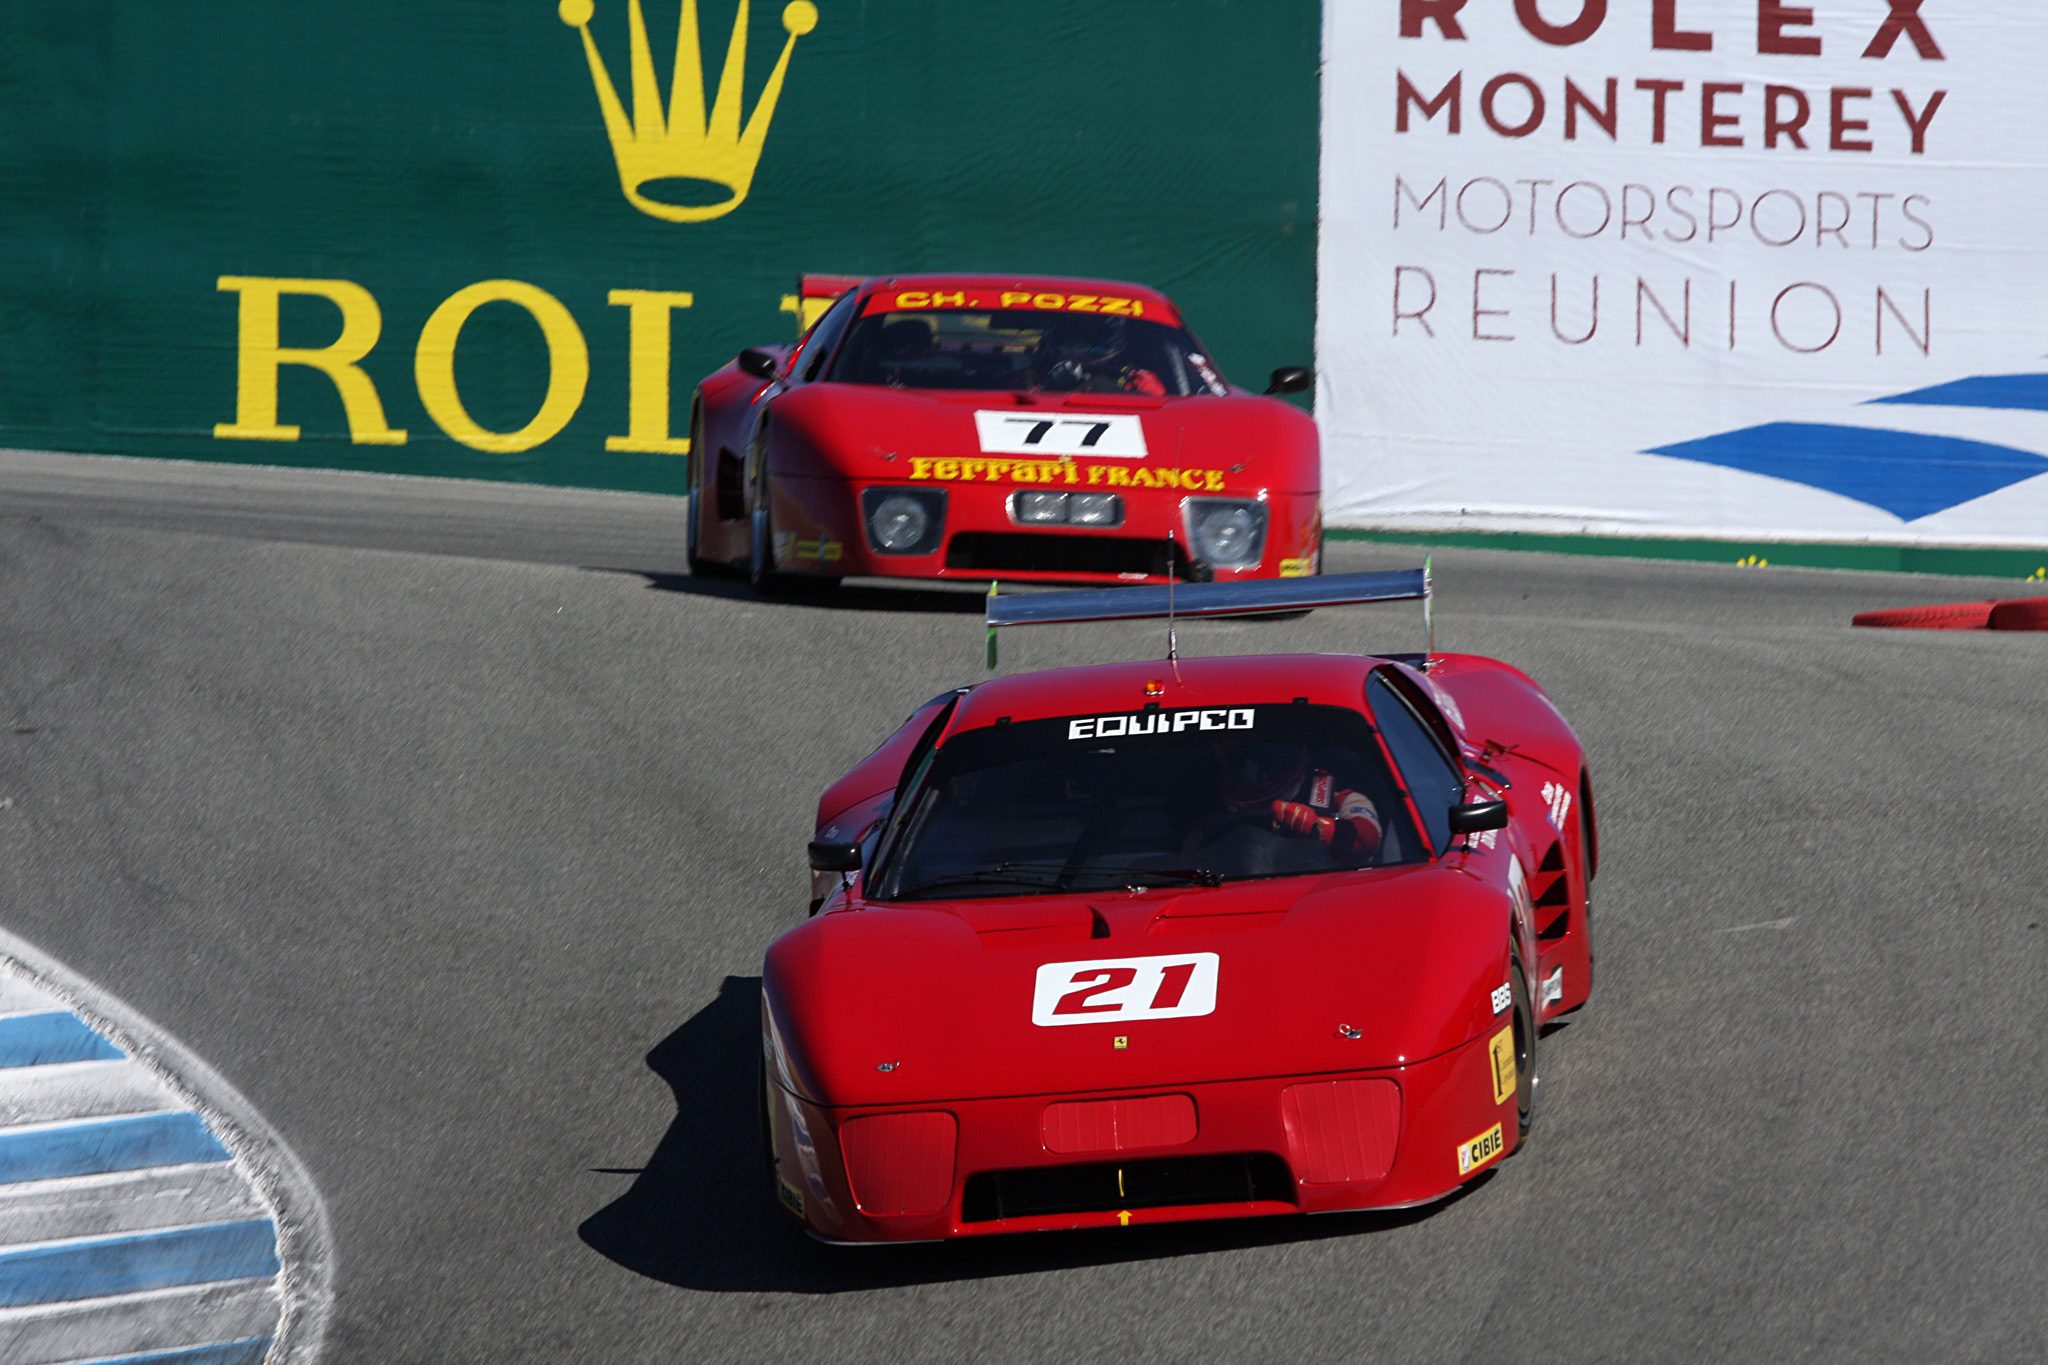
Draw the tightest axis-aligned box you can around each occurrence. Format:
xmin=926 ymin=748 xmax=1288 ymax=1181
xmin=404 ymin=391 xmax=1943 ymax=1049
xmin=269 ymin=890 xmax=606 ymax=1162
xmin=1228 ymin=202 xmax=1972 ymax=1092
xmin=1647 ymin=367 xmax=2048 ymax=521
xmin=0 ymin=972 xmax=282 ymax=1365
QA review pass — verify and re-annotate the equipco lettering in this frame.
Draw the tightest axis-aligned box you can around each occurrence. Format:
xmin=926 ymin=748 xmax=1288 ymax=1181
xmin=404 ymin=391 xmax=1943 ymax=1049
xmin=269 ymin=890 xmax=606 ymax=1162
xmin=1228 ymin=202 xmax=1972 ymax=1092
xmin=1068 ymin=708 xmax=1256 ymax=740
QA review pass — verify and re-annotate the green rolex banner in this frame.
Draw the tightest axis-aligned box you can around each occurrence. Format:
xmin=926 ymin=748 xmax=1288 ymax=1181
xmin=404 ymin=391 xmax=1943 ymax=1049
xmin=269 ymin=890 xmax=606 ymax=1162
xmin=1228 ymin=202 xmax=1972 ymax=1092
xmin=0 ymin=1 xmax=1318 ymax=495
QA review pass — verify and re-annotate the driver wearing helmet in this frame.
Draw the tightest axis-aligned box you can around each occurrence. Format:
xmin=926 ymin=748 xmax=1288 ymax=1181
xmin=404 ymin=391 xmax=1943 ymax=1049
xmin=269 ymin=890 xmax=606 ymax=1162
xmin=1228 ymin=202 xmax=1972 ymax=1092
xmin=1031 ymin=314 xmax=1164 ymax=395
xmin=1209 ymin=743 xmax=1384 ymax=857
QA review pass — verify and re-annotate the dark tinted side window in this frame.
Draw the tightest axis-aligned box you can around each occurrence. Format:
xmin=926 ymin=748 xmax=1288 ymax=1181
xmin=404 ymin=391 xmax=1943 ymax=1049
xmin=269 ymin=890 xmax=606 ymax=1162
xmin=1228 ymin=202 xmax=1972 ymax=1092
xmin=1367 ymin=671 xmax=1462 ymax=855
xmin=797 ymin=291 xmax=860 ymax=383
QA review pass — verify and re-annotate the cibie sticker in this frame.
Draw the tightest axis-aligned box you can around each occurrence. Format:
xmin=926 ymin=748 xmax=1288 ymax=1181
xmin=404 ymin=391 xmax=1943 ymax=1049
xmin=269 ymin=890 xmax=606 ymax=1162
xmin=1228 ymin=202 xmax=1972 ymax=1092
xmin=1069 ymin=708 xmax=1254 ymax=740
xmin=1488 ymin=1025 xmax=1518 ymax=1106
xmin=1490 ymin=982 xmax=1512 ymax=1016
xmin=1456 ymin=1123 xmax=1505 ymax=1176
xmin=1031 ymin=953 xmax=1220 ymax=1027
xmin=975 ymin=410 xmax=1148 ymax=458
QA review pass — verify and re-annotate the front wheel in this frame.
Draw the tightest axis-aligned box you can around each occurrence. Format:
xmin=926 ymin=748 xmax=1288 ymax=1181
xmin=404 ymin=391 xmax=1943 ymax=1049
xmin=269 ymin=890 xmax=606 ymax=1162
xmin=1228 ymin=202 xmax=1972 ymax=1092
xmin=686 ymin=401 xmax=719 ymax=577
xmin=1509 ymin=952 xmax=1537 ymax=1139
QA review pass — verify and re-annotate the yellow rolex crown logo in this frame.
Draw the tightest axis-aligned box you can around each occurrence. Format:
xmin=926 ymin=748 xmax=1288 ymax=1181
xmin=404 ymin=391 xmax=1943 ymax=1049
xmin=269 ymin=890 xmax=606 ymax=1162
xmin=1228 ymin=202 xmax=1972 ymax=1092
xmin=560 ymin=0 xmax=817 ymax=223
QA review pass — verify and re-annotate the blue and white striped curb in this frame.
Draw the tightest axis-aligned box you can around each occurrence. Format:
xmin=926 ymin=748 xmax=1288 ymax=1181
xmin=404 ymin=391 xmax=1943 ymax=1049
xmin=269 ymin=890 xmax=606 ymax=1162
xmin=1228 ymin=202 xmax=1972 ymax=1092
xmin=0 ymin=946 xmax=331 ymax=1365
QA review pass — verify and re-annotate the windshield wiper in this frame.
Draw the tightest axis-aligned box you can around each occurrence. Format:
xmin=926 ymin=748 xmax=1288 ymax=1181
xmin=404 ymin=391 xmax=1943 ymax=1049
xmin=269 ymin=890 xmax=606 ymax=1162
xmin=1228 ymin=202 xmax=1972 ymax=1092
xmin=1072 ymin=867 xmax=1224 ymax=890
xmin=894 ymin=863 xmax=1073 ymax=899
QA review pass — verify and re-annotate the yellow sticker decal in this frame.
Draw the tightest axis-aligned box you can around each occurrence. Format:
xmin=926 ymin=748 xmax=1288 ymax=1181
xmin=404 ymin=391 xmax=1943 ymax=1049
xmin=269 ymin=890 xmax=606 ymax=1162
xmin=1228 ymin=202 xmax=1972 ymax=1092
xmin=1457 ymin=1123 xmax=1505 ymax=1176
xmin=1279 ymin=557 xmax=1313 ymax=578
xmin=1488 ymin=1025 xmax=1517 ymax=1106
xmin=777 ymin=1176 xmax=805 ymax=1218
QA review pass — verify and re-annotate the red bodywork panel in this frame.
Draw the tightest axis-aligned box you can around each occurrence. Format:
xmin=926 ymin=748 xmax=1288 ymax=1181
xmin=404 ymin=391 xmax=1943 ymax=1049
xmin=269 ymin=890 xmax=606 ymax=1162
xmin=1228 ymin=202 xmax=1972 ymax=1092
xmin=690 ymin=274 xmax=1321 ymax=586
xmin=762 ymin=652 xmax=1598 ymax=1241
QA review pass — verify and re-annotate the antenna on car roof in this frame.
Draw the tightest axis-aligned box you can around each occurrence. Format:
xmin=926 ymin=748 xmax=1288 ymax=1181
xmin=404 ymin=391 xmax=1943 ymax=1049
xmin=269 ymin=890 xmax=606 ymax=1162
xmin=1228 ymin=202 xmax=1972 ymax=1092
xmin=985 ymin=581 xmax=1000 ymax=674
xmin=1166 ymin=530 xmax=1178 ymax=663
xmin=1166 ymin=429 xmax=1184 ymax=664
xmin=1423 ymin=554 xmax=1434 ymax=665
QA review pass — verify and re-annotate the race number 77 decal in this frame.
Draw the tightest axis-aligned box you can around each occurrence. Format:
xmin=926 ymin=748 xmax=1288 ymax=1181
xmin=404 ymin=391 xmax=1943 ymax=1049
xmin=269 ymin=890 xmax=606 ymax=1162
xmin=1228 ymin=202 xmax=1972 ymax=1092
xmin=1030 ymin=953 xmax=1220 ymax=1027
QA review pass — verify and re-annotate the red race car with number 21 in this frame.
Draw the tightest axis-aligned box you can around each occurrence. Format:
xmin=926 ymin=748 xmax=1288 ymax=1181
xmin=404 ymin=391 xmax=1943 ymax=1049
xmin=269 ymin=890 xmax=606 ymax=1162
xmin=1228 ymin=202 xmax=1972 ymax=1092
xmin=760 ymin=570 xmax=1597 ymax=1241
xmin=688 ymin=274 xmax=1319 ymax=590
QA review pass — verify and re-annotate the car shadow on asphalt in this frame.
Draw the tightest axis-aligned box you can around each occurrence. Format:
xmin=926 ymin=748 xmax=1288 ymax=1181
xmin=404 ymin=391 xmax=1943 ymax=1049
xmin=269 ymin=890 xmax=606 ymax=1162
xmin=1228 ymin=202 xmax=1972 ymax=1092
xmin=577 ymin=975 xmax=1475 ymax=1295
xmin=594 ymin=569 xmax=990 ymax=615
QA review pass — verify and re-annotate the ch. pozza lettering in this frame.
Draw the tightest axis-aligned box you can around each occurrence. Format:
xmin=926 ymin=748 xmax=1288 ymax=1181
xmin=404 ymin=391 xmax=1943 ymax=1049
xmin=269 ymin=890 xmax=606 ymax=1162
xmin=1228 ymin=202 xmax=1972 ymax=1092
xmin=1068 ymin=708 xmax=1256 ymax=740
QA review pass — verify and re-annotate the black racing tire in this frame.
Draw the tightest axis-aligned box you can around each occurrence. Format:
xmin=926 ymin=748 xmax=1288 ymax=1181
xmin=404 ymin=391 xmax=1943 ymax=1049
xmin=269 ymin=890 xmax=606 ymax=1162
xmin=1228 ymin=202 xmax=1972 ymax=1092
xmin=1509 ymin=951 xmax=1537 ymax=1139
xmin=685 ymin=398 xmax=722 ymax=578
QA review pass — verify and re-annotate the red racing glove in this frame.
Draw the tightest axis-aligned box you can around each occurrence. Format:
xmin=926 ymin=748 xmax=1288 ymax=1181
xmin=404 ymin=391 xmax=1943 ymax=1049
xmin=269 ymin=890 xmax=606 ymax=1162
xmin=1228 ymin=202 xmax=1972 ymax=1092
xmin=1271 ymin=800 xmax=1336 ymax=843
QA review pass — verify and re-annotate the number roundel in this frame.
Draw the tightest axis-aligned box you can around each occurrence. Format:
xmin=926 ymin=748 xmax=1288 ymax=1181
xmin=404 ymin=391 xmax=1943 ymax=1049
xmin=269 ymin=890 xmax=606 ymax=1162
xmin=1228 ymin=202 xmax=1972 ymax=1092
xmin=1030 ymin=953 xmax=1219 ymax=1027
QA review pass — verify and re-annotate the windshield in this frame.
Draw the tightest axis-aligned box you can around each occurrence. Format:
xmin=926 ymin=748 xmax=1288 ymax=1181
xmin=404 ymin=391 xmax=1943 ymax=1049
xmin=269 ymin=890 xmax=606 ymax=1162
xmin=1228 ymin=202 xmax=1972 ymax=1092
xmin=826 ymin=307 xmax=1226 ymax=396
xmin=869 ymin=703 xmax=1425 ymax=902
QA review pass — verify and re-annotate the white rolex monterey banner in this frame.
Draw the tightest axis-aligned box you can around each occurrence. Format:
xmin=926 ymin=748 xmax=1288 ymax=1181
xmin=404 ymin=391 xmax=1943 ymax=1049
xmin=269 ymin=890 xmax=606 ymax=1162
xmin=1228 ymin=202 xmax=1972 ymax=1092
xmin=1317 ymin=1 xmax=2048 ymax=546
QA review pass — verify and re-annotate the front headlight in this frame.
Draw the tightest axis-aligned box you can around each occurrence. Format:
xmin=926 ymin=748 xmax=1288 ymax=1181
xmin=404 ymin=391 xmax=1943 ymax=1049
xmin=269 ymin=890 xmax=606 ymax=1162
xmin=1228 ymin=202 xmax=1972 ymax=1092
xmin=861 ymin=487 xmax=946 ymax=555
xmin=1185 ymin=498 xmax=1267 ymax=568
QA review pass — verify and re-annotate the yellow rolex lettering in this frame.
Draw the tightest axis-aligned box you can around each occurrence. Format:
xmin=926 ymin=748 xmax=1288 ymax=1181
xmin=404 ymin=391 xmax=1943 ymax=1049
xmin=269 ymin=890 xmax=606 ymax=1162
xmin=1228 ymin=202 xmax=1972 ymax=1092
xmin=415 ymin=280 xmax=589 ymax=454
xmin=910 ymin=458 xmax=935 ymax=479
xmin=605 ymin=288 xmax=694 ymax=455
xmin=214 ymin=277 xmax=406 ymax=446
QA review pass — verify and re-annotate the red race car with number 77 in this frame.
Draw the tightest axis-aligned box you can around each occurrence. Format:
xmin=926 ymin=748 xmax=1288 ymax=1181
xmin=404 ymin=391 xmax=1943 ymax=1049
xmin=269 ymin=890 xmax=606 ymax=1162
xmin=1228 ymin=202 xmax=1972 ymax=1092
xmin=687 ymin=273 xmax=1320 ymax=591
xmin=759 ymin=570 xmax=1597 ymax=1242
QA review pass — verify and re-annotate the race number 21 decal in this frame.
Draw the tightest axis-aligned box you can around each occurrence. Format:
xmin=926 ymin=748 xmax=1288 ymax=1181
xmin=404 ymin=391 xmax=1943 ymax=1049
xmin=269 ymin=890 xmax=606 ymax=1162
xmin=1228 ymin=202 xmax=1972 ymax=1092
xmin=1030 ymin=953 xmax=1220 ymax=1027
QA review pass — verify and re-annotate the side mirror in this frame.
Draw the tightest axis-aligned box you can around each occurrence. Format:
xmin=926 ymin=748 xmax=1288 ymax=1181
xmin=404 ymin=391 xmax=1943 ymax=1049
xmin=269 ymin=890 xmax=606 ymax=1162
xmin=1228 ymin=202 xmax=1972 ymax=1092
xmin=807 ymin=840 xmax=862 ymax=873
xmin=1447 ymin=800 xmax=1509 ymax=834
xmin=1264 ymin=365 xmax=1311 ymax=395
xmin=737 ymin=347 xmax=780 ymax=379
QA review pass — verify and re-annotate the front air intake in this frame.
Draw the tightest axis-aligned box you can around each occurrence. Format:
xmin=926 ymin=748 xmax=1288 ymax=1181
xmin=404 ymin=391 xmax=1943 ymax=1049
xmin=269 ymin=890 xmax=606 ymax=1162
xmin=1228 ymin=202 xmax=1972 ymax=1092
xmin=1280 ymin=1078 xmax=1401 ymax=1184
xmin=960 ymin=1152 xmax=1294 ymax=1223
xmin=838 ymin=1111 xmax=957 ymax=1216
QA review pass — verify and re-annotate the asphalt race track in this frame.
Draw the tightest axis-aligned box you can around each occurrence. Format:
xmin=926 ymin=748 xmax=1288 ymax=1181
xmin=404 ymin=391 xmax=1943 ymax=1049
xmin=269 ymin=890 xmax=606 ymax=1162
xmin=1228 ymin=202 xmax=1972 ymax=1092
xmin=1 ymin=449 xmax=2043 ymax=1363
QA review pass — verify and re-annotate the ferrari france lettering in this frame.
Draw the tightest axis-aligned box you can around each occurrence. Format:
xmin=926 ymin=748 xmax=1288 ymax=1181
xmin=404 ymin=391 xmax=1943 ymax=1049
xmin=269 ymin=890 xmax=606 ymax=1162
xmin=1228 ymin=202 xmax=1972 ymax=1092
xmin=1030 ymin=952 xmax=1220 ymax=1027
xmin=973 ymin=410 xmax=1147 ymax=458
xmin=1067 ymin=708 xmax=1255 ymax=740
xmin=907 ymin=457 xmax=1224 ymax=491
xmin=1457 ymin=1123 xmax=1506 ymax=1176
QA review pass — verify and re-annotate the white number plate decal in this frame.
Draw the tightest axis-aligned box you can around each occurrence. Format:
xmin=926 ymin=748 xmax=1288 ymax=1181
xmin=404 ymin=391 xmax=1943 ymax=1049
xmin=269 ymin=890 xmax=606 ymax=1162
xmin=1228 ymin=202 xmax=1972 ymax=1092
xmin=974 ymin=410 xmax=1148 ymax=457
xmin=1030 ymin=953 xmax=1219 ymax=1027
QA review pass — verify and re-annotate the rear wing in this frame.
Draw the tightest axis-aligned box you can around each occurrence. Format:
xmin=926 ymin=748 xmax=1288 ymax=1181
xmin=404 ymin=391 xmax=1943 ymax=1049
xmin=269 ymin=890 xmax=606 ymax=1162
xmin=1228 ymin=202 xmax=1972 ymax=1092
xmin=788 ymin=273 xmax=865 ymax=333
xmin=984 ymin=563 xmax=1432 ymax=669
